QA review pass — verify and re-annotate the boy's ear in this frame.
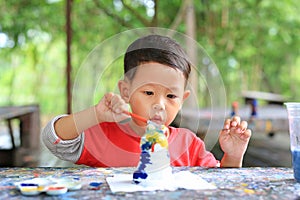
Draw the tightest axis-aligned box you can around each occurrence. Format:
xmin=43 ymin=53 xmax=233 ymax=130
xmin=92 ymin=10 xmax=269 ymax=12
xmin=183 ymin=90 xmax=190 ymax=101
xmin=118 ymin=80 xmax=130 ymax=103
xmin=179 ymin=90 xmax=190 ymax=110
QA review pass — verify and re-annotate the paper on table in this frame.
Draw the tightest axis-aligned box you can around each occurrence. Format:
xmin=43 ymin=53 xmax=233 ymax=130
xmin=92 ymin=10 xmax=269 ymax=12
xmin=106 ymin=171 xmax=217 ymax=193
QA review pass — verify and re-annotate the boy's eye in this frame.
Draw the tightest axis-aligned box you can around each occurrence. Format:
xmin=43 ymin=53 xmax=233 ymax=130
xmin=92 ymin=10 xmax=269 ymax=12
xmin=144 ymin=91 xmax=154 ymax=95
xmin=167 ymin=94 xmax=177 ymax=99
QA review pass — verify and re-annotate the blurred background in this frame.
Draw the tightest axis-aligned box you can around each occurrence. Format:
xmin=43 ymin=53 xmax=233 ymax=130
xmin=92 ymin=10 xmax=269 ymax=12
xmin=0 ymin=0 xmax=299 ymax=167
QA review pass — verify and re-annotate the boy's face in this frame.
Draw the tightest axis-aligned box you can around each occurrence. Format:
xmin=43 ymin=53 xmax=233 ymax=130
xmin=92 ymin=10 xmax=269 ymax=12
xmin=119 ymin=62 xmax=190 ymax=127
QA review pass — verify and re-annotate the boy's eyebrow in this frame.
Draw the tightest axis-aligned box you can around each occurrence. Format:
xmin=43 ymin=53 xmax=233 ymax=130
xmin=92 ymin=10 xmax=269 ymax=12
xmin=143 ymin=83 xmax=181 ymax=93
xmin=167 ymin=86 xmax=181 ymax=92
xmin=137 ymin=83 xmax=180 ymax=92
xmin=161 ymin=82 xmax=184 ymax=91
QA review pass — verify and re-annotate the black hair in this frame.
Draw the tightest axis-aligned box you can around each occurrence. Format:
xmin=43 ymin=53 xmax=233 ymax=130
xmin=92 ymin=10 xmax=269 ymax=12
xmin=124 ymin=34 xmax=191 ymax=82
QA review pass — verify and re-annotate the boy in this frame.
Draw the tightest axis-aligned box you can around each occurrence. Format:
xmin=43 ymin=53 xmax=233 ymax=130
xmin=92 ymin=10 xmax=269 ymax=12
xmin=42 ymin=34 xmax=251 ymax=168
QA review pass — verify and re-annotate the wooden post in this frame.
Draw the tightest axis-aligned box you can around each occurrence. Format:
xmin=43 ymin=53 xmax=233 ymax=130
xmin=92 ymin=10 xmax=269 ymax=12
xmin=66 ymin=0 xmax=73 ymax=114
xmin=185 ymin=0 xmax=198 ymax=108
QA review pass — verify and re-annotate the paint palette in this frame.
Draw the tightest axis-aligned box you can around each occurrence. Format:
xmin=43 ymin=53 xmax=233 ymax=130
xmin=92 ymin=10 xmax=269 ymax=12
xmin=15 ymin=177 xmax=82 ymax=196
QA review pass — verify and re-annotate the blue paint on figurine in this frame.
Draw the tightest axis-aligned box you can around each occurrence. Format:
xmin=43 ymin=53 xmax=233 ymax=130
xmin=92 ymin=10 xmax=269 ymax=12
xmin=133 ymin=121 xmax=169 ymax=184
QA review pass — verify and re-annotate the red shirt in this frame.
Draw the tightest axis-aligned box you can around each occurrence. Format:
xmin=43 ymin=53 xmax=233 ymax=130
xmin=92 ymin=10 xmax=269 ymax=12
xmin=76 ymin=122 xmax=219 ymax=167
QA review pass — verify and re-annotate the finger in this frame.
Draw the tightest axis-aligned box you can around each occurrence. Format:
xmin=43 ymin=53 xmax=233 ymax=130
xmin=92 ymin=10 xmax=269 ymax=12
xmin=240 ymin=129 xmax=252 ymax=140
xmin=220 ymin=128 xmax=230 ymax=135
xmin=112 ymin=111 xmax=130 ymax=123
xmin=110 ymin=93 xmax=120 ymax=104
xmin=238 ymin=121 xmax=248 ymax=132
xmin=111 ymin=98 xmax=125 ymax=112
xmin=223 ymin=118 xmax=231 ymax=130
xmin=113 ymin=102 xmax=129 ymax=114
xmin=105 ymin=92 xmax=114 ymax=100
xmin=109 ymin=94 xmax=129 ymax=114
xmin=110 ymin=94 xmax=124 ymax=110
xmin=231 ymin=116 xmax=241 ymax=127
xmin=104 ymin=92 xmax=114 ymax=106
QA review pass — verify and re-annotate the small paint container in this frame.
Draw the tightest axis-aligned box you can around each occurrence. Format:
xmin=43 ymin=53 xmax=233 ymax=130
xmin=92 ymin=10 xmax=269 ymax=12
xmin=88 ymin=182 xmax=102 ymax=190
xmin=46 ymin=186 xmax=68 ymax=195
xmin=20 ymin=186 xmax=41 ymax=196
xmin=16 ymin=178 xmax=54 ymax=191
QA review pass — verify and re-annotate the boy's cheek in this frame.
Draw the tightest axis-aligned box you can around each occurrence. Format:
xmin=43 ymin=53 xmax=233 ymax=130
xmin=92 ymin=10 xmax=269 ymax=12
xmin=165 ymin=108 xmax=180 ymax=122
xmin=171 ymin=99 xmax=183 ymax=111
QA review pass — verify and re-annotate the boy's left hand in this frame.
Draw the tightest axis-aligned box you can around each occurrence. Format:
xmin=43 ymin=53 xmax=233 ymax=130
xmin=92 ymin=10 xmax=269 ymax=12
xmin=219 ymin=116 xmax=252 ymax=159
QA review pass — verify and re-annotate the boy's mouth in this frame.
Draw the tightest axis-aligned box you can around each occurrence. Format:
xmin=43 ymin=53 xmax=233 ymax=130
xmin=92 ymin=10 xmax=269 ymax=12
xmin=150 ymin=115 xmax=164 ymax=125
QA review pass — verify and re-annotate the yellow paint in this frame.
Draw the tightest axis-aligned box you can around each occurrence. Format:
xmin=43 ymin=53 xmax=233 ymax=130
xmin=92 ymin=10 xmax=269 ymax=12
xmin=244 ymin=188 xmax=255 ymax=194
xmin=144 ymin=123 xmax=168 ymax=148
xmin=146 ymin=131 xmax=168 ymax=148
xmin=20 ymin=187 xmax=38 ymax=192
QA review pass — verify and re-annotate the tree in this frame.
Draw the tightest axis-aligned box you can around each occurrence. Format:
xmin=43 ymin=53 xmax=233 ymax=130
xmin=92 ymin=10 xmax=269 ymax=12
xmin=0 ymin=0 xmax=299 ymax=115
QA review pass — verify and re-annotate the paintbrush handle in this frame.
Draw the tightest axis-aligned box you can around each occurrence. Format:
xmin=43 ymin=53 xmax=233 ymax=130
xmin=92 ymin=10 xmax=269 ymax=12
xmin=123 ymin=111 xmax=148 ymax=123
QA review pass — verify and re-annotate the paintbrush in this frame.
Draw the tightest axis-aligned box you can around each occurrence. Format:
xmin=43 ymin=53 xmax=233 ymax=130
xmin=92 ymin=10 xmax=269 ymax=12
xmin=123 ymin=111 xmax=148 ymax=123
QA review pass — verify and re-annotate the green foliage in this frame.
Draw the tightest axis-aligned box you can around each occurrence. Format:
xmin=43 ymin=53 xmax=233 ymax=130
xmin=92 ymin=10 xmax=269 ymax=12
xmin=0 ymin=0 xmax=299 ymax=116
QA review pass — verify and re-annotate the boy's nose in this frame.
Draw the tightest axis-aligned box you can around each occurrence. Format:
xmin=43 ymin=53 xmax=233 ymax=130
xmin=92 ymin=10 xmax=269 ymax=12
xmin=152 ymin=103 xmax=165 ymax=111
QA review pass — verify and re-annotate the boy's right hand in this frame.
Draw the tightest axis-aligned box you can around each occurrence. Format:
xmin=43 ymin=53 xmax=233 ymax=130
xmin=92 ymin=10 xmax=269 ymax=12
xmin=95 ymin=92 xmax=129 ymax=123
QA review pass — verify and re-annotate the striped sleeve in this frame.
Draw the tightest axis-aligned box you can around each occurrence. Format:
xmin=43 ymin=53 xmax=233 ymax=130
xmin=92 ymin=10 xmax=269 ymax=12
xmin=41 ymin=115 xmax=85 ymax=163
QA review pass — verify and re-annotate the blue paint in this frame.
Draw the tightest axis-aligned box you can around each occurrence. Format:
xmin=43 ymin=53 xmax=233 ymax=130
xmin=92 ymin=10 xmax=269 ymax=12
xmin=88 ymin=182 xmax=102 ymax=190
xmin=133 ymin=171 xmax=148 ymax=184
xmin=133 ymin=151 xmax=151 ymax=183
xmin=141 ymin=141 xmax=152 ymax=151
xmin=292 ymin=150 xmax=300 ymax=182
xmin=89 ymin=182 xmax=102 ymax=187
xmin=20 ymin=183 xmax=38 ymax=187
